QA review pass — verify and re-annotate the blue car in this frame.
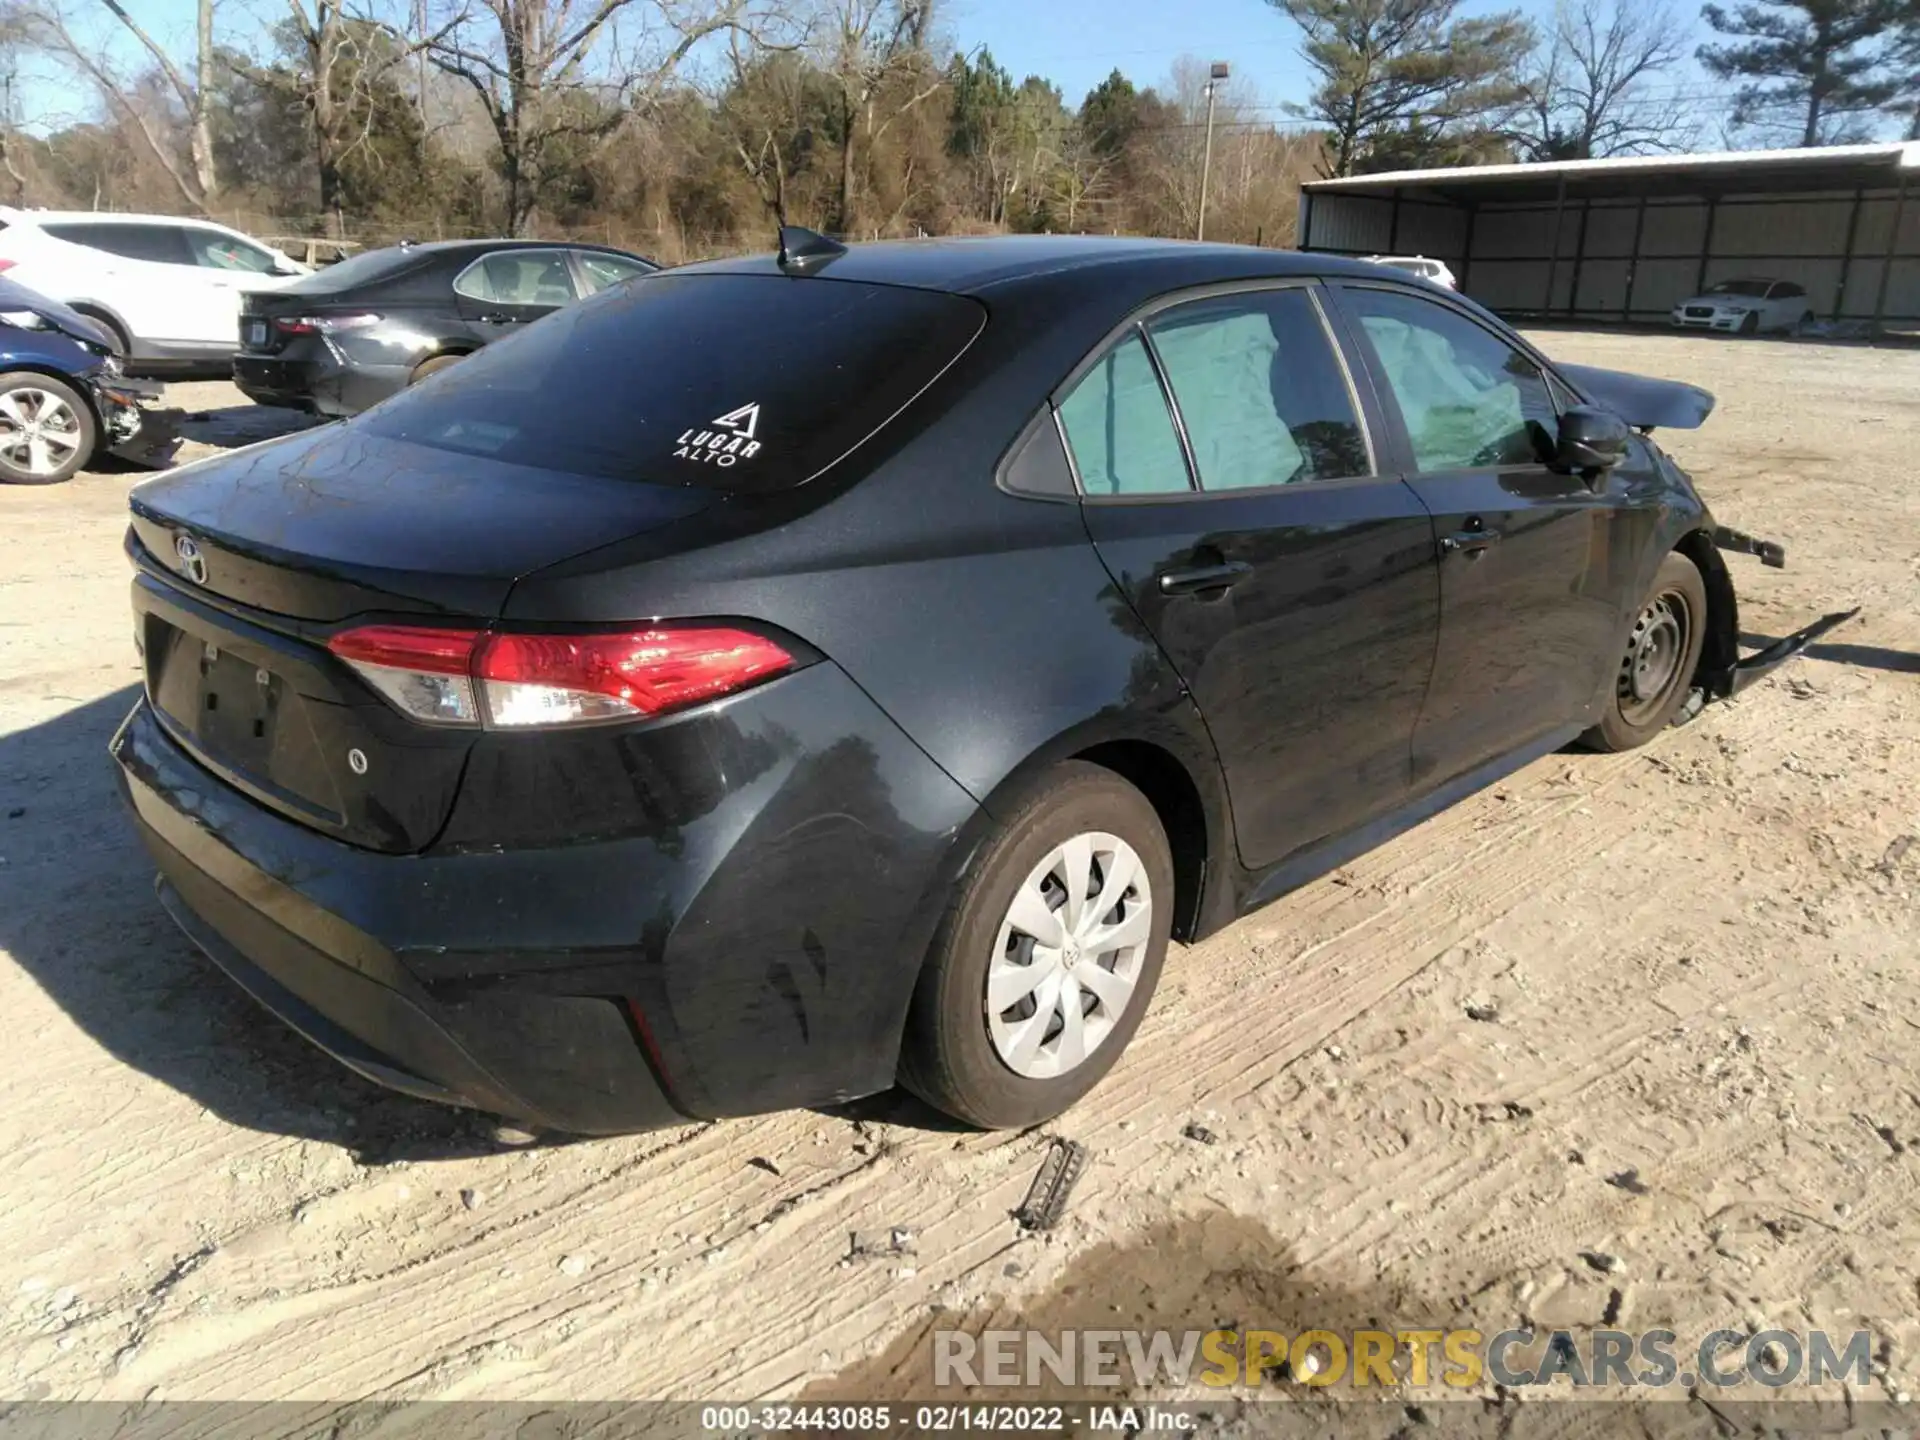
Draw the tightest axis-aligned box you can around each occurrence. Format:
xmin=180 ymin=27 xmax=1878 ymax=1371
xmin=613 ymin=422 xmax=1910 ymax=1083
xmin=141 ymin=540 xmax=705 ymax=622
xmin=0 ymin=276 xmax=177 ymax=483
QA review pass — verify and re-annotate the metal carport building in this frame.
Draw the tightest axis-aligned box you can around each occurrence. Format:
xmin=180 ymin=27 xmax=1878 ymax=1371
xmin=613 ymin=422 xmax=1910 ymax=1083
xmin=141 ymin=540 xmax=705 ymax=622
xmin=1297 ymin=142 xmax=1920 ymax=331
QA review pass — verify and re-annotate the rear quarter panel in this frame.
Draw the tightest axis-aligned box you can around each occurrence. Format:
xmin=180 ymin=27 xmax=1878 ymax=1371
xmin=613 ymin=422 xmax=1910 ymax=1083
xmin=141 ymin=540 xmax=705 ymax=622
xmin=505 ymin=271 xmax=1238 ymax=934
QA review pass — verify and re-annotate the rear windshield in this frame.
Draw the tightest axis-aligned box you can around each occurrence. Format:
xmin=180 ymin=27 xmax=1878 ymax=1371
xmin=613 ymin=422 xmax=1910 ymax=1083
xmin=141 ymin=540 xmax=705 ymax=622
xmin=357 ymin=273 xmax=986 ymax=491
xmin=278 ymin=246 xmax=430 ymax=293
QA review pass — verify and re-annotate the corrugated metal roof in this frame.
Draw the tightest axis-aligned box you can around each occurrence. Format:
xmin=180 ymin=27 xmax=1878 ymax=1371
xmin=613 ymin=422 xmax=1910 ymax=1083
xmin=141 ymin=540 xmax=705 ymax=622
xmin=1302 ymin=142 xmax=1920 ymax=202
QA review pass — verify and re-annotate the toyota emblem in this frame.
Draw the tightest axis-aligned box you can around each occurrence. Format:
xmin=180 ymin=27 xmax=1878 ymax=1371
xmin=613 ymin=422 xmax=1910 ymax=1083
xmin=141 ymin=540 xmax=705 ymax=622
xmin=174 ymin=533 xmax=207 ymax=585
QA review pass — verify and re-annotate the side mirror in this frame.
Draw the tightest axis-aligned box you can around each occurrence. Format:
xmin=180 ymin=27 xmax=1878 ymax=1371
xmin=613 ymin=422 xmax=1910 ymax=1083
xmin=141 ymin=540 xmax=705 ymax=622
xmin=1555 ymin=404 xmax=1631 ymax=473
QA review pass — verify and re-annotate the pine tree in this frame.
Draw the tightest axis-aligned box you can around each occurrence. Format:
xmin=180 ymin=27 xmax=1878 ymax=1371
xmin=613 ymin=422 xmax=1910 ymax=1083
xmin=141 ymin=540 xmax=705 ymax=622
xmin=1698 ymin=0 xmax=1906 ymax=145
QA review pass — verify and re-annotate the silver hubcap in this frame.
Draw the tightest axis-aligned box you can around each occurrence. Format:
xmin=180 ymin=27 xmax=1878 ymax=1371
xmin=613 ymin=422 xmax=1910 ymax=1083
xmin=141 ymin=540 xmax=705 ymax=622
xmin=986 ymin=831 xmax=1152 ymax=1080
xmin=0 ymin=388 xmax=82 ymax=475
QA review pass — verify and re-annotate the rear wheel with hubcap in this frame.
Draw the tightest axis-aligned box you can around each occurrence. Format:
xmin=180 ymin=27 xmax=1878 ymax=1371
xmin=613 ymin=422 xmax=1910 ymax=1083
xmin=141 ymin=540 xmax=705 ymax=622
xmin=0 ymin=372 xmax=94 ymax=484
xmin=900 ymin=761 xmax=1174 ymax=1129
xmin=1581 ymin=550 xmax=1708 ymax=752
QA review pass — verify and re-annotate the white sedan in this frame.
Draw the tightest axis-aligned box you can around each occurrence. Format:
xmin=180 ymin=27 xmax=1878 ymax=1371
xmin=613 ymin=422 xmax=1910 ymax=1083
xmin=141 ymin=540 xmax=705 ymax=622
xmin=1670 ymin=278 xmax=1815 ymax=335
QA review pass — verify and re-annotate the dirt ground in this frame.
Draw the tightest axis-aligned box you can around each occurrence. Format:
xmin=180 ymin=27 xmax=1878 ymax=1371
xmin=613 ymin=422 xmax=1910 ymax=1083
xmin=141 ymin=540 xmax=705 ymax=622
xmin=1 ymin=337 xmax=1917 ymax=1416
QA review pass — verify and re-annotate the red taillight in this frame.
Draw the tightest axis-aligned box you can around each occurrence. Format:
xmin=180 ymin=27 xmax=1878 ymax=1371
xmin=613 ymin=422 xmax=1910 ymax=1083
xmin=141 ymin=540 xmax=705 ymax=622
xmin=274 ymin=313 xmax=380 ymax=335
xmin=476 ymin=628 xmax=792 ymax=727
xmin=325 ymin=624 xmax=793 ymax=730
xmin=328 ymin=624 xmax=480 ymax=673
xmin=0 ymin=259 xmax=16 ymax=274
xmin=326 ymin=624 xmax=483 ymax=725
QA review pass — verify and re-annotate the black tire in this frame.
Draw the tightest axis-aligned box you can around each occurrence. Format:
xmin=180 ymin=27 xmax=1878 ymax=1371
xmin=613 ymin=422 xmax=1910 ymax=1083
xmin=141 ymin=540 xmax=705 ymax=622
xmin=1801 ymin=309 xmax=1816 ymax=329
xmin=410 ymin=353 xmax=466 ymax=384
xmin=1580 ymin=551 xmax=1709 ymax=753
xmin=0 ymin=371 xmax=95 ymax=485
xmin=70 ymin=307 xmax=129 ymax=357
xmin=1738 ymin=311 xmax=1760 ymax=336
xmin=899 ymin=761 xmax=1174 ymax=1129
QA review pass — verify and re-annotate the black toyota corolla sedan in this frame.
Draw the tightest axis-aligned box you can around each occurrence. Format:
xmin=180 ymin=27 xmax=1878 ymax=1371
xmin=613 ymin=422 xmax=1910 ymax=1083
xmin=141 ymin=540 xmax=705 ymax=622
xmin=232 ymin=238 xmax=655 ymax=417
xmin=112 ymin=231 xmax=1848 ymax=1135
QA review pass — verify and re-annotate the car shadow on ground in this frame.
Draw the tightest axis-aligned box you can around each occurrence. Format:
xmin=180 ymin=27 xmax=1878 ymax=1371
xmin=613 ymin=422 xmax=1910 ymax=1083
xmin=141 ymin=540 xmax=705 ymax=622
xmin=0 ymin=687 xmax=533 ymax=1164
xmin=172 ymin=403 xmax=323 ymax=452
xmin=1739 ymin=632 xmax=1920 ymax=675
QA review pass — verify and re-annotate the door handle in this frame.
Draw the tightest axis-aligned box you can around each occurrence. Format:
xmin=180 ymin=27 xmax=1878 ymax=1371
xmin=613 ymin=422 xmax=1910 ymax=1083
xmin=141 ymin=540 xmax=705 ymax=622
xmin=1440 ymin=529 xmax=1501 ymax=559
xmin=1157 ymin=560 xmax=1253 ymax=596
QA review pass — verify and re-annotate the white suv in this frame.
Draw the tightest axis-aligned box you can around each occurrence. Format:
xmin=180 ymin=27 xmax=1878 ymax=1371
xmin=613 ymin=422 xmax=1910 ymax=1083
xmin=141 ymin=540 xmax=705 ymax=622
xmin=0 ymin=209 xmax=309 ymax=370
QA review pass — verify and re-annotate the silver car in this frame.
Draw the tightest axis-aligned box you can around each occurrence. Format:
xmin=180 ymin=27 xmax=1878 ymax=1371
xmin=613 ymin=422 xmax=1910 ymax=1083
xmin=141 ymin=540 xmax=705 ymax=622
xmin=1670 ymin=278 xmax=1814 ymax=335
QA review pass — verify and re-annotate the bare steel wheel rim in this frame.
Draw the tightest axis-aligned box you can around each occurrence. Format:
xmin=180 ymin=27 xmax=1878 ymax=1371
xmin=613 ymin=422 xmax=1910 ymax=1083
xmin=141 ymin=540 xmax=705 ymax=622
xmin=0 ymin=388 xmax=82 ymax=476
xmin=986 ymin=831 xmax=1152 ymax=1080
xmin=1618 ymin=589 xmax=1691 ymax=725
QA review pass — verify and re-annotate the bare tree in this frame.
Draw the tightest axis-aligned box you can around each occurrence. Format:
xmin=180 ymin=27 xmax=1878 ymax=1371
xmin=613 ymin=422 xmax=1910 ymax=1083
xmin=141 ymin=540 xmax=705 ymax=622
xmin=220 ymin=0 xmax=451 ymax=234
xmin=430 ymin=0 xmax=769 ymax=234
xmin=4 ymin=0 xmax=218 ymax=206
xmin=721 ymin=25 xmax=817 ymax=223
xmin=1515 ymin=0 xmax=1693 ymax=158
xmin=1041 ymin=122 xmax=1110 ymax=231
xmin=812 ymin=0 xmax=936 ymax=233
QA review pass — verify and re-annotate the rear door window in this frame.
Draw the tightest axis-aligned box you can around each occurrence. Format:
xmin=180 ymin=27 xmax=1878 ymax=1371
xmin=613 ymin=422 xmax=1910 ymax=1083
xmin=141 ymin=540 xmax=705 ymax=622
xmin=1055 ymin=332 xmax=1191 ymax=496
xmin=1145 ymin=288 xmax=1370 ymax=488
xmin=454 ymin=249 xmax=580 ymax=306
xmin=45 ymin=222 xmax=193 ymax=265
xmin=360 ymin=272 xmax=986 ymax=492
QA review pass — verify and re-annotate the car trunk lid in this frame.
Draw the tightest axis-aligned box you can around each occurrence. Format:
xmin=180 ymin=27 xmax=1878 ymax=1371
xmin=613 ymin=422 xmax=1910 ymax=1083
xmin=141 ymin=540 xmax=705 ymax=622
xmin=128 ymin=425 xmax=717 ymax=852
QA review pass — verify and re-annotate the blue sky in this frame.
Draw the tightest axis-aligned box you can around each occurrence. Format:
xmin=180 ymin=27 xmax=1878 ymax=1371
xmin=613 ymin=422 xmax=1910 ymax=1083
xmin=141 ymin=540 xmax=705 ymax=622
xmin=17 ymin=0 xmax=1739 ymax=140
xmin=946 ymin=0 xmax=1328 ymax=108
xmin=946 ymin=0 xmax=1709 ymax=115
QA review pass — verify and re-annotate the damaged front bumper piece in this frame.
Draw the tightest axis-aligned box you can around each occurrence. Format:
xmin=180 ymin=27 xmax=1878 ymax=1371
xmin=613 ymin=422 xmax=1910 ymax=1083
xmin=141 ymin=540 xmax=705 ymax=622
xmin=91 ymin=370 xmax=181 ymax=469
xmin=1681 ymin=525 xmax=1860 ymax=717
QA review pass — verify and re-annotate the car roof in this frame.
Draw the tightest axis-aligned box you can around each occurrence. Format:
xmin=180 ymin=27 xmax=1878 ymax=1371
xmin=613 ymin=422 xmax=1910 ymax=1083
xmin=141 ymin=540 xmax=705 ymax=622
xmin=0 ymin=208 xmax=241 ymax=228
xmin=372 ymin=238 xmax=638 ymax=259
xmin=677 ymin=234 xmax=1393 ymax=297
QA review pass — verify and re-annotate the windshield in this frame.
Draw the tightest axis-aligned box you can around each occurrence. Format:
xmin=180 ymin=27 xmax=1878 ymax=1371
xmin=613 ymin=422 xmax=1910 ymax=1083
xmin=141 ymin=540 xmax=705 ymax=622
xmin=358 ymin=273 xmax=987 ymax=492
xmin=1707 ymin=280 xmax=1771 ymax=298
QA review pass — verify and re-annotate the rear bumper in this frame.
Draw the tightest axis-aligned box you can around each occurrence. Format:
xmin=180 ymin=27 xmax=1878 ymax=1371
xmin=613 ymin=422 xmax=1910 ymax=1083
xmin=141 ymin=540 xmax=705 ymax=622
xmin=111 ymin=663 xmax=980 ymax=1132
xmin=119 ymin=708 xmax=686 ymax=1134
xmin=126 ymin=338 xmax=240 ymax=378
xmin=234 ymin=351 xmax=408 ymax=418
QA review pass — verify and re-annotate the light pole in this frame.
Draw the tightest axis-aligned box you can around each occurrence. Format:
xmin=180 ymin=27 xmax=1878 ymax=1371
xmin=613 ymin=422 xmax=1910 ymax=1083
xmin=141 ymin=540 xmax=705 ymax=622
xmin=1197 ymin=60 xmax=1230 ymax=242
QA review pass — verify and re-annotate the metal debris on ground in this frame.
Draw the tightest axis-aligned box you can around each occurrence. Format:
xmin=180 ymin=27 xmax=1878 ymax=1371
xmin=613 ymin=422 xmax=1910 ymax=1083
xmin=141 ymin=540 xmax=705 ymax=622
xmin=847 ymin=1226 xmax=916 ymax=1261
xmin=1014 ymin=1138 xmax=1090 ymax=1232
xmin=1607 ymin=1168 xmax=1650 ymax=1195
xmin=1181 ymin=1122 xmax=1218 ymax=1145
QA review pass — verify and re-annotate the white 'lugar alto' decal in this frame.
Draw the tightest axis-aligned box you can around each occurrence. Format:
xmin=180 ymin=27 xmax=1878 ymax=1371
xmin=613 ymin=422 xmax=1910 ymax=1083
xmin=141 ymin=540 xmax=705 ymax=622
xmin=675 ymin=402 xmax=763 ymax=467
